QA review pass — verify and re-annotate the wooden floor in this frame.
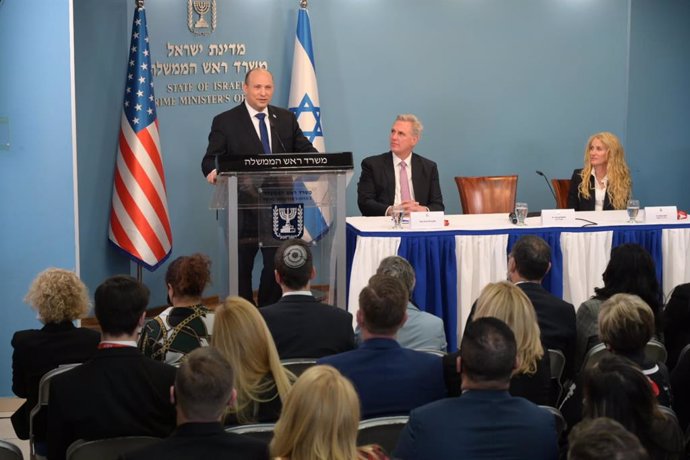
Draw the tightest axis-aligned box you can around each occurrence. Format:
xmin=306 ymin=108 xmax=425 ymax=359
xmin=0 ymin=398 xmax=29 ymax=459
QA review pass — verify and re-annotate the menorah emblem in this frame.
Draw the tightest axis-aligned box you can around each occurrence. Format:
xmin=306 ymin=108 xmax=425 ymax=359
xmin=279 ymin=207 xmax=298 ymax=234
xmin=193 ymin=1 xmax=210 ymax=28
xmin=272 ymin=204 xmax=304 ymax=240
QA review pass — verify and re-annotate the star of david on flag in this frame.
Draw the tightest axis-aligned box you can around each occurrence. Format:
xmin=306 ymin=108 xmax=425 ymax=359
xmin=108 ymin=5 xmax=172 ymax=270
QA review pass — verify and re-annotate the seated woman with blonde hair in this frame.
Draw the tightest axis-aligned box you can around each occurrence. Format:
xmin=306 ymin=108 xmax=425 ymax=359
xmin=212 ymin=296 xmax=294 ymax=425
xmin=472 ymin=281 xmax=551 ymax=405
xmin=271 ymin=365 xmax=389 ymax=460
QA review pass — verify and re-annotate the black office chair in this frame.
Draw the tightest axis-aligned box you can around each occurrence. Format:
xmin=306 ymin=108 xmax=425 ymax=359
xmin=66 ymin=437 xmax=161 ymax=460
xmin=0 ymin=440 xmax=23 ymax=460
xmin=357 ymin=416 xmax=409 ymax=455
xmin=280 ymin=358 xmax=317 ymax=377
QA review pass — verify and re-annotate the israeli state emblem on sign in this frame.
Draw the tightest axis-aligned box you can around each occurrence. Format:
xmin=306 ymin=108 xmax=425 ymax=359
xmin=272 ymin=203 xmax=304 ymax=240
xmin=188 ymin=0 xmax=216 ymax=36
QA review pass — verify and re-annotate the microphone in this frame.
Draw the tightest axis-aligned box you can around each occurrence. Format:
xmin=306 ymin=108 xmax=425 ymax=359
xmin=536 ymin=170 xmax=558 ymax=206
xmin=269 ymin=118 xmax=287 ymax=153
xmin=508 ymin=212 xmax=518 ymax=224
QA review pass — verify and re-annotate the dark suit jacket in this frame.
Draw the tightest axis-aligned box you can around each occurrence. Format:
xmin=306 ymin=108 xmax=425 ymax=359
xmin=663 ymin=282 xmax=690 ymax=370
xmin=317 ymin=338 xmax=446 ymax=418
xmin=357 ymin=152 xmax=445 ymax=216
xmin=261 ymin=294 xmax=355 ymax=359
xmin=10 ymin=322 xmax=100 ymax=439
xmin=518 ymin=282 xmax=577 ymax=378
xmin=47 ymin=347 xmax=177 ymax=460
xmin=201 ymin=102 xmax=316 ymax=176
xmin=121 ymin=422 xmax=269 ymax=460
xmin=394 ymin=390 xmax=558 ymax=460
xmin=567 ymin=168 xmax=614 ymax=211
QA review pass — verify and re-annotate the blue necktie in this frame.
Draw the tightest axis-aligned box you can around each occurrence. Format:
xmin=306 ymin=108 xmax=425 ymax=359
xmin=255 ymin=113 xmax=271 ymax=154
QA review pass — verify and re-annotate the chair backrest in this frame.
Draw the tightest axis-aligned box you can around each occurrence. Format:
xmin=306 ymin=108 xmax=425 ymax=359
xmin=547 ymin=349 xmax=566 ymax=405
xmin=30 ymin=363 xmax=82 ymax=457
xmin=0 ymin=440 xmax=23 ymax=460
xmin=539 ymin=405 xmax=567 ymax=437
xmin=644 ymin=339 xmax=667 ymax=364
xmin=66 ymin=436 xmax=161 ymax=460
xmin=281 ymin=358 xmax=317 ymax=377
xmin=676 ymin=343 xmax=690 ymax=367
xmin=454 ymin=175 xmax=517 ymax=214
xmin=580 ymin=343 xmax=609 ymax=371
xmin=551 ymin=179 xmax=571 ymax=209
xmin=413 ymin=348 xmax=446 ymax=357
xmin=225 ymin=423 xmax=276 ymax=443
xmin=357 ymin=416 xmax=409 ymax=455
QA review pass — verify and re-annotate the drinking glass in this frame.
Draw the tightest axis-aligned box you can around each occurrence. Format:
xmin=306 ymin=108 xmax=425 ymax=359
xmin=627 ymin=199 xmax=640 ymax=223
xmin=391 ymin=204 xmax=404 ymax=229
xmin=515 ymin=202 xmax=528 ymax=226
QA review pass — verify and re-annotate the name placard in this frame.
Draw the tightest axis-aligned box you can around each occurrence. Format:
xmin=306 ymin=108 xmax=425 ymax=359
xmin=541 ymin=209 xmax=576 ymax=226
xmin=644 ymin=206 xmax=677 ymax=223
xmin=410 ymin=211 xmax=445 ymax=230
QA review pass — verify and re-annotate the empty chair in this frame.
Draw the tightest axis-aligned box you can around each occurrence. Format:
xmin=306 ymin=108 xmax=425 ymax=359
xmin=551 ymin=179 xmax=571 ymax=209
xmin=66 ymin=437 xmax=161 ymax=460
xmin=225 ymin=423 xmax=276 ymax=444
xmin=0 ymin=440 xmax=23 ymax=460
xmin=454 ymin=175 xmax=517 ymax=214
xmin=280 ymin=358 xmax=317 ymax=377
xmin=357 ymin=416 xmax=409 ymax=455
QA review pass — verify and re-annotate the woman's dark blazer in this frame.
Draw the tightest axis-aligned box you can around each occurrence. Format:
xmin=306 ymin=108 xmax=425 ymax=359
xmin=567 ymin=168 xmax=614 ymax=211
xmin=10 ymin=321 xmax=100 ymax=439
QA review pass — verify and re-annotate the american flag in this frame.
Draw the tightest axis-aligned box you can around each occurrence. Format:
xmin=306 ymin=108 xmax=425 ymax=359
xmin=108 ymin=6 xmax=172 ymax=270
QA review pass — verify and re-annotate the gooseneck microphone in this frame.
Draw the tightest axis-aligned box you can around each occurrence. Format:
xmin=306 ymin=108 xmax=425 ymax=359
xmin=536 ymin=170 xmax=558 ymax=205
xmin=269 ymin=117 xmax=287 ymax=153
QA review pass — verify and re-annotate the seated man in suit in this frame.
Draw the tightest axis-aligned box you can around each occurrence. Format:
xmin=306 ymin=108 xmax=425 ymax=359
xmin=394 ymin=317 xmax=558 ymax=460
xmin=123 ymin=347 xmax=269 ymax=460
xmin=356 ymin=256 xmax=446 ymax=352
xmin=357 ymin=114 xmax=444 ymax=216
xmin=261 ymin=239 xmax=355 ymax=359
xmin=47 ymin=275 xmax=177 ymax=460
xmin=318 ymin=274 xmax=446 ymax=418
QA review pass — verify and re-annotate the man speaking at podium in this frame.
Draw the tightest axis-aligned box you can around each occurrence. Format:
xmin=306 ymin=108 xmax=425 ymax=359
xmin=202 ymin=68 xmax=316 ymax=306
xmin=357 ymin=114 xmax=444 ymax=217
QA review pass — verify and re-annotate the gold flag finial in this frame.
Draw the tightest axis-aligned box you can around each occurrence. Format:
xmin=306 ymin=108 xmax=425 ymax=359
xmin=300 ymin=0 xmax=307 ymax=8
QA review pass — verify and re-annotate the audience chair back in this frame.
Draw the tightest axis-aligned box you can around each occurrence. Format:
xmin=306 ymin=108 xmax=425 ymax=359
xmin=66 ymin=436 xmax=161 ymax=460
xmin=413 ymin=348 xmax=446 ymax=357
xmin=29 ymin=363 xmax=82 ymax=459
xmin=551 ymin=179 xmax=571 ymax=209
xmin=357 ymin=416 xmax=409 ymax=455
xmin=644 ymin=339 xmax=667 ymax=364
xmin=280 ymin=358 xmax=317 ymax=378
xmin=676 ymin=343 xmax=690 ymax=368
xmin=0 ymin=440 xmax=23 ymax=460
xmin=454 ymin=175 xmax=518 ymax=214
xmin=539 ymin=406 xmax=567 ymax=438
xmin=580 ymin=343 xmax=610 ymax=372
xmin=547 ymin=349 xmax=566 ymax=405
xmin=657 ymin=405 xmax=680 ymax=425
xmin=226 ymin=423 xmax=276 ymax=444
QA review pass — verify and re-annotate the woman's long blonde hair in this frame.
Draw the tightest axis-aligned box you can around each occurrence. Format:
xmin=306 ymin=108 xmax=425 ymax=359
xmin=211 ymin=296 xmax=294 ymax=423
xmin=271 ymin=365 xmax=366 ymax=460
xmin=473 ymin=281 xmax=543 ymax=375
xmin=578 ymin=132 xmax=632 ymax=209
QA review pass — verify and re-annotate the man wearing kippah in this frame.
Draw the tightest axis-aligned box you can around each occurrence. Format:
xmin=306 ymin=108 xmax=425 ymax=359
xmin=260 ymin=239 xmax=355 ymax=359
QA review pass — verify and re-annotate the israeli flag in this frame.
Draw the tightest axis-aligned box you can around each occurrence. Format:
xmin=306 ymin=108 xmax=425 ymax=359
xmin=289 ymin=7 xmax=329 ymax=243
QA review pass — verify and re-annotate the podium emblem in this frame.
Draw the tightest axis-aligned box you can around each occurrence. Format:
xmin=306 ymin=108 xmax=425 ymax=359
xmin=272 ymin=203 xmax=304 ymax=240
xmin=187 ymin=0 xmax=216 ymax=36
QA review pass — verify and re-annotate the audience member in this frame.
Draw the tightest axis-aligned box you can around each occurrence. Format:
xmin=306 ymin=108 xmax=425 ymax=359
xmin=11 ymin=268 xmax=100 ymax=443
xmin=318 ymin=274 xmax=445 ymax=418
xmin=575 ymin=244 xmax=663 ymax=369
xmin=212 ymin=296 xmax=294 ymax=425
xmin=507 ymin=235 xmax=576 ymax=377
xmin=47 ymin=275 xmax=177 ymax=460
xmin=122 ymin=347 xmax=269 ymax=460
xmin=394 ymin=317 xmax=558 ymax=460
xmin=373 ymin=255 xmax=446 ymax=352
xmin=581 ymin=355 xmax=684 ymax=460
xmin=271 ymin=365 xmax=389 ymax=460
xmin=663 ymin=282 xmax=690 ymax=370
xmin=139 ymin=254 xmax=214 ymax=365
xmin=568 ymin=417 xmax=650 ymax=460
xmin=670 ymin=344 xmax=690 ymax=431
xmin=261 ymin=239 xmax=355 ymax=359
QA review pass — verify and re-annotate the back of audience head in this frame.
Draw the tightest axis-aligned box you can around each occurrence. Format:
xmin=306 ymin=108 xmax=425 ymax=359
xmin=95 ymin=275 xmax=149 ymax=336
xmin=211 ymin=296 xmax=292 ymax=423
xmin=509 ymin=235 xmax=551 ymax=281
xmin=460 ymin=317 xmax=517 ymax=388
xmin=376 ymin=255 xmax=416 ymax=296
xmin=473 ymin=281 xmax=543 ymax=375
xmin=583 ymin=355 xmax=660 ymax=438
xmin=598 ymin=293 xmax=654 ymax=355
xmin=25 ymin=268 xmax=90 ymax=324
xmin=174 ymin=347 xmax=234 ymax=423
xmin=274 ymin=239 xmax=314 ymax=290
xmin=358 ymin=274 xmax=408 ymax=336
xmin=568 ymin=417 xmax=650 ymax=460
xmin=165 ymin=253 xmax=211 ymax=302
xmin=596 ymin=244 xmax=662 ymax=325
xmin=271 ymin=365 xmax=361 ymax=460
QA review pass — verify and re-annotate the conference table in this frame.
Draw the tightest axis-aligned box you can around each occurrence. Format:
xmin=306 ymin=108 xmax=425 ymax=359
xmin=346 ymin=211 xmax=690 ymax=351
